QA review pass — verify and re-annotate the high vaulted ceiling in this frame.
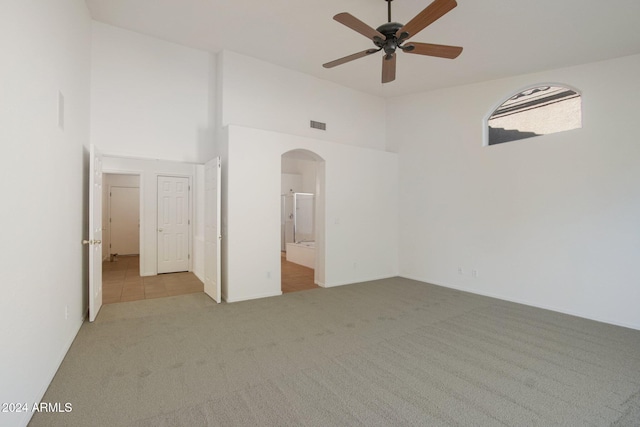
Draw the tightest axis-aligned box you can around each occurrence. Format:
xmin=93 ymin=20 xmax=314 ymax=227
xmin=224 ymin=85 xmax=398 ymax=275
xmin=85 ymin=0 xmax=640 ymax=98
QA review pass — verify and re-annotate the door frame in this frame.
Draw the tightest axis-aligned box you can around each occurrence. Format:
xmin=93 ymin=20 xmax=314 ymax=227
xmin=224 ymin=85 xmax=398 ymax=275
xmin=156 ymin=173 xmax=193 ymax=274
xmin=103 ymin=170 xmax=144 ymax=273
xmin=280 ymin=149 xmax=326 ymax=288
xmin=204 ymin=156 xmax=222 ymax=303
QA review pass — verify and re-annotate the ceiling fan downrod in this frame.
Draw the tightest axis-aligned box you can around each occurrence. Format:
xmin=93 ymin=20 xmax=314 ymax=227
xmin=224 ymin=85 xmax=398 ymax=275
xmin=378 ymin=0 xmax=412 ymax=59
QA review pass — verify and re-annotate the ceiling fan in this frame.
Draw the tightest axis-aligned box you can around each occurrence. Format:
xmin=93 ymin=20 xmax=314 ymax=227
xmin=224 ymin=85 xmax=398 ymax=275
xmin=323 ymin=0 xmax=463 ymax=83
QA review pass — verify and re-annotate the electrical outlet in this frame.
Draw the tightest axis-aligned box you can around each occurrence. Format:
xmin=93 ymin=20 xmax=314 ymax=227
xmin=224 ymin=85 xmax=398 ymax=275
xmin=457 ymin=267 xmax=464 ymax=275
xmin=266 ymin=271 xmax=271 ymax=279
xmin=472 ymin=269 xmax=479 ymax=278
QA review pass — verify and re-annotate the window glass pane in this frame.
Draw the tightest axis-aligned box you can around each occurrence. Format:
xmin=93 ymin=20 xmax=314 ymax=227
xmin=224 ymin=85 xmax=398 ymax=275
xmin=488 ymin=86 xmax=581 ymax=145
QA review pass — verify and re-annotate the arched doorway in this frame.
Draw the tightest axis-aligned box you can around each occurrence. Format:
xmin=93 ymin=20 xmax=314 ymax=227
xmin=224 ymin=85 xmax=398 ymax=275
xmin=280 ymin=149 xmax=325 ymax=293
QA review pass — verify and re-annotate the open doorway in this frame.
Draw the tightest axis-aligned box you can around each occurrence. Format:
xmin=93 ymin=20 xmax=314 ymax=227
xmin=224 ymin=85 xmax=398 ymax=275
xmin=102 ymin=173 xmax=140 ymax=261
xmin=100 ymin=172 xmax=203 ymax=304
xmin=281 ymin=149 xmax=324 ymax=293
xmin=101 ymin=173 xmax=142 ymax=303
xmin=106 ymin=184 xmax=141 ymax=300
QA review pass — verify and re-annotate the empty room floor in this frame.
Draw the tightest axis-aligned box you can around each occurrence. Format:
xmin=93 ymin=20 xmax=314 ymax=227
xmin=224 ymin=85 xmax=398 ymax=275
xmin=32 ymin=278 xmax=640 ymax=426
xmin=102 ymin=255 xmax=204 ymax=303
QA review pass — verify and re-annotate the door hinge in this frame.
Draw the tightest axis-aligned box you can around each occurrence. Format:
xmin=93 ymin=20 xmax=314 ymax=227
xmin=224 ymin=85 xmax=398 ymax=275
xmin=188 ymin=185 xmax=191 ymax=191
xmin=188 ymin=254 xmax=190 ymax=260
xmin=188 ymin=220 xmax=191 ymax=225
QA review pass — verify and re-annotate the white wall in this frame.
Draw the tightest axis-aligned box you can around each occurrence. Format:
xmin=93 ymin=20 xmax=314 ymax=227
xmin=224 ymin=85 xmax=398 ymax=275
xmin=0 ymin=1 xmax=91 ymax=426
xmin=389 ymin=54 xmax=640 ymax=329
xmin=222 ymin=125 xmax=399 ymax=302
xmin=90 ymin=22 xmax=218 ymax=280
xmin=281 ymin=173 xmax=303 ymax=194
xmin=102 ymin=156 xmax=196 ymax=277
xmin=90 ymin=22 xmax=214 ymax=163
xmin=282 ymin=157 xmax=318 ymax=194
xmin=219 ymin=51 xmax=388 ymax=151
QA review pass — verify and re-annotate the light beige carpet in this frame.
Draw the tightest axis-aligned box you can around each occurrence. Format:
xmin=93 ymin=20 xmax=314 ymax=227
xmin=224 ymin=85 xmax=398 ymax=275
xmin=30 ymin=277 xmax=640 ymax=426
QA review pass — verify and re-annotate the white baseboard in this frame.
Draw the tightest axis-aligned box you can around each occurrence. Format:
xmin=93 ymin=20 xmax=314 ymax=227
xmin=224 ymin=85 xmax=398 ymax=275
xmin=225 ymin=290 xmax=283 ymax=303
xmin=399 ymin=274 xmax=640 ymax=331
xmin=194 ymin=270 xmax=205 ymax=283
xmin=322 ymin=274 xmax=397 ymax=288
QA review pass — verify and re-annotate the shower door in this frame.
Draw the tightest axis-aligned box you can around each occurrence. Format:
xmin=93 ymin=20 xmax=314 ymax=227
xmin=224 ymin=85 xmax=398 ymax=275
xmin=294 ymin=193 xmax=315 ymax=243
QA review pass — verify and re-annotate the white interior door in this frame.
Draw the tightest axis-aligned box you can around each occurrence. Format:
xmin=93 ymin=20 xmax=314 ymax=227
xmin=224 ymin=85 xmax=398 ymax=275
xmin=157 ymin=176 xmax=190 ymax=274
xmin=88 ymin=145 xmax=103 ymax=322
xmin=110 ymin=186 xmax=140 ymax=255
xmin=204 ymin=157 xmax=222 ymax=303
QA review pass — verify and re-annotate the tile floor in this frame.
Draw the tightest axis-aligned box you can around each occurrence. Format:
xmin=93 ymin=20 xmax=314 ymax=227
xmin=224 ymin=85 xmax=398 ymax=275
xmin=102 ymin=255 xmax=204 ymax=304
xmin=103 ymin=253 xmax=318 ymax=304
xmin=281 ymin=252 xmax=318 ymax=293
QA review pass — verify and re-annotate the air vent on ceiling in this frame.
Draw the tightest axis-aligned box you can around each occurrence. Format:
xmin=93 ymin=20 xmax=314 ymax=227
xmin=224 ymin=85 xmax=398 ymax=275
xmin=310 ymin=120 xmax=326 ymax=131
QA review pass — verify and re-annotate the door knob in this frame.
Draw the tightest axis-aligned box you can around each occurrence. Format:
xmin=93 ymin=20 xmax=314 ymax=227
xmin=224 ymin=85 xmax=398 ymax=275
xmin=82 ymin=240 xmax=92 ymax=245
xmin=94 ymin=240 xmax=102 ymax=244
xmin=158 ymin=228 xmax=163 ymax=232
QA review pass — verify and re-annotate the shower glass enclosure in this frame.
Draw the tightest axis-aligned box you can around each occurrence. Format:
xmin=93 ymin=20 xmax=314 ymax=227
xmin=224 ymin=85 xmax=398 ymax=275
xmin=281 ymin=192 xmax=315 ymax=250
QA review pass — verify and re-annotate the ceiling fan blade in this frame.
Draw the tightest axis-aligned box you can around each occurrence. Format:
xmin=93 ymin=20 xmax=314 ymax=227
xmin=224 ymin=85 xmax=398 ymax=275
xmin=381 ymin=54 xmax=396 ymax=83
xmin=404 ymin=42 xmax=463 ymax=59
xmin=396 ymin=0 xmax=457 ymax=40
xmin=334 ymin=12 xmax=385 ymax=41
xmin=323 ymin=49 xmax=377 ymax=69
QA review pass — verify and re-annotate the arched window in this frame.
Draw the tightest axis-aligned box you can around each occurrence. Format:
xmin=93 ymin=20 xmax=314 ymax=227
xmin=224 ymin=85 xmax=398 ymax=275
xmin=486 ymin=85 xmax=582 ymax=146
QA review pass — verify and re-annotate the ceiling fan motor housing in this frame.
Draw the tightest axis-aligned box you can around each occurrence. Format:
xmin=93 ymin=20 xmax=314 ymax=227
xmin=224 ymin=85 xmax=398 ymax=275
xmin=375 ymin=22 xmax=408 ymax=59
